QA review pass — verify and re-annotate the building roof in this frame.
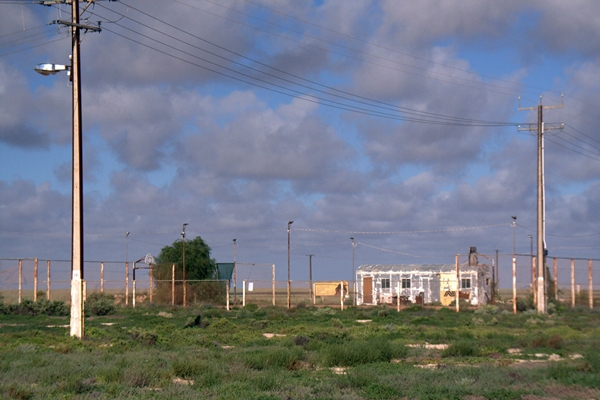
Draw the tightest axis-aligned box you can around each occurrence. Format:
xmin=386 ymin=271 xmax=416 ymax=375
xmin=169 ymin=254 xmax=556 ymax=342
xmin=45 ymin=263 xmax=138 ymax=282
xmin=356 ymin=263 xmax=482 ymax=274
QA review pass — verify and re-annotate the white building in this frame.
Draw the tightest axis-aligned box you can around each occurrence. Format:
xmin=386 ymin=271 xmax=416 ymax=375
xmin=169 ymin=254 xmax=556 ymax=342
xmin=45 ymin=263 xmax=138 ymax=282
xmin=356 ymin=258 xmax=491 ymax=306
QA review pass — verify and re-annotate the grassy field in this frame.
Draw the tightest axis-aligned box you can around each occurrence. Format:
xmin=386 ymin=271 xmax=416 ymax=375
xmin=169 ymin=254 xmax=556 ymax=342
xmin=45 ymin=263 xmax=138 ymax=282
xmin=0 ymin=299 xmax=599 ymax=399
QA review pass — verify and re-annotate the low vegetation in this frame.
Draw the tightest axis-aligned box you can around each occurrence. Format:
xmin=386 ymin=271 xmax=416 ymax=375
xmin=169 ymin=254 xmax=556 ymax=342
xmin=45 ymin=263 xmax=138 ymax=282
xmin=0 ymin=296 xmax=599 ymax=399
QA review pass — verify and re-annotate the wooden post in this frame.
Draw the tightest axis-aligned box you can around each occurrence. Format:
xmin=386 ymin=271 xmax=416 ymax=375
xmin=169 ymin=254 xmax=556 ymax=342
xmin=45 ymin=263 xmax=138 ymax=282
xmin=272 ymin=264 xmax=276 ymax=306
xmin=149 ymin=267 xmax=153 ymax=303
xmin=242 ymin=279 xmax=246 ymax=307
xmin=18 ymin=260 xmax=22 ymax=304
xmin=125 ymin=261 xmax=129 ymax=306
xmin=171 ymin=264 xmax=175 ymax=306
xmin=512 ymin=254 xmax=517 ymax=314
xmin=132 ymin=265 xmax=136 ymax=308
xmin=340 ymin=281 xmax=344 ymax=311
xmin=33 ymin=258 xmax=38 ymax=302
xmin=589 ymin=260 xmax=593 ymax=309
xmin=553 ymin=258 xmax=558 ymax=300
xmin=100 ymin=262 xmax=104 ymax=293
xmin=397 ymin=281 xmax=400 ymax=312
xmin=455 ymin=254 xmax=459 ymax=313
xmin=571 ymin=259 xmax=575 ymax=308
xmin=226 ymin=280 xmax=230 ymax=311
xmin=46 ymin=260 xmax=51 ymax=300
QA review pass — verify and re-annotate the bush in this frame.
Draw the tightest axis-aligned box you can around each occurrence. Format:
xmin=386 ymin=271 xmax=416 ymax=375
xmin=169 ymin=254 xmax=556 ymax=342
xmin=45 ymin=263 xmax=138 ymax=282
xmin=8 ymin=299 xmax=69 ymax=316
xmin=442 ymin=341 xmax=479 ymax=357
xmin=321 ymin=339 xmax=406 ymax=367
xmin=86 ymin=292 xmax=116 ymax=316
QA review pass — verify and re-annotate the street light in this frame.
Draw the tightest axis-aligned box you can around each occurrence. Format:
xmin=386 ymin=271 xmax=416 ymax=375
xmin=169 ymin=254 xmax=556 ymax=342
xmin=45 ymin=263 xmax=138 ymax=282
xmin=34 ymin=63 xmax=69 ymax=76
xmin=33 ymin=0 xmax=95 ymax=339
xmin=287 ymin=220 xmax=293 ymax=309
xmin=181 ymin=223 xmax=188 ymax=307
xmin=350 ymin=237 xmax=355 ymax=305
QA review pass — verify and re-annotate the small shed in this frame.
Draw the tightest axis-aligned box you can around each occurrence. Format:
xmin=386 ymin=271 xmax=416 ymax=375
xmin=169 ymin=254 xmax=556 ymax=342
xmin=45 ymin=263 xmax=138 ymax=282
xmin=356 ymin=262 xmax=490 ymax=306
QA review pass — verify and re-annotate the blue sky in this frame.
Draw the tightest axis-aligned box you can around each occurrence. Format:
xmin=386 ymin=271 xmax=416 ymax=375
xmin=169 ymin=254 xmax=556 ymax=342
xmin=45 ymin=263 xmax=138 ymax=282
xmin=1 ymin=0 xmax=599 ymax=289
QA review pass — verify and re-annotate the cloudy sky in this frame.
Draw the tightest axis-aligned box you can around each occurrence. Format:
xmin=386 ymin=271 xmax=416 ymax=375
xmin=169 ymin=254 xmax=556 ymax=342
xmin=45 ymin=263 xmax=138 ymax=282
xmin=1 ymin=0 xmax=599 ymax=288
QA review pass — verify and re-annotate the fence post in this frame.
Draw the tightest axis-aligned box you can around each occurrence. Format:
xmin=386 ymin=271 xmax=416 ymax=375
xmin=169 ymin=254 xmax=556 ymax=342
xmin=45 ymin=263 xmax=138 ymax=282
xmin=512 ymin=254 xmax=517 ymax=314
xmin=553 ymin=258 xmax=558 ymax=300
xmin=100 ymin=262 xmax=104 ymax=293
xmin=589 ymin=260 xmax=593 ymax=309
xmin=455 ymin=254 xmax=460 ymax=313
xmin=397 ymin=281 xmax=400 ymax=312
xmin=47 ymin=260 xmax=51 ymax=300
xmin=272 ymin=264 xmax=276 ymax=306
xmin=133 ymin=265 xmax=136 ymax=308
xmin=242 ymin=279 xmax=246 ymax=307
xmin=571 ymin=259 xmax=575 ymax=308
xmin=33 ymin=258 xmax=38 ymax=302
xmin=171 ymin=264 xmax=175 ymax=306
xmin=149 ymin=267 xmax=153 ymax=303
xmin=125 ymin=262 xmax=129 ymax=306
xmin=18 ymin=259 xmax=22 ymax=304
xmin=340 ymin=281 xmax=344 ymax=311
xmin=226 ymin=280 xmax=230 ymax=311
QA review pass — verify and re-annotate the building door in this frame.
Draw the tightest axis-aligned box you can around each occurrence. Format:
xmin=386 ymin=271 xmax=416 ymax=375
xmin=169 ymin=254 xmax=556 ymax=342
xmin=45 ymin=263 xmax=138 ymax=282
xmin=363 ymin=276 xmax=373 ymax=304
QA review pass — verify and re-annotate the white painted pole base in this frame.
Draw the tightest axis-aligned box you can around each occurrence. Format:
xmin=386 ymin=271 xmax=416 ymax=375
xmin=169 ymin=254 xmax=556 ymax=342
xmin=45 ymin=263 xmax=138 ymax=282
xmin=70 ymin=273 xmax=84 ymax=338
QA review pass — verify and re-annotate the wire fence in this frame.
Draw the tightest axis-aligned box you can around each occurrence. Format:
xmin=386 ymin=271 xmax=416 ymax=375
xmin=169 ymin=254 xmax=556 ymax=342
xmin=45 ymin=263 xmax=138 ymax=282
xmin=0 ymin=255 xmax=598 ymax=310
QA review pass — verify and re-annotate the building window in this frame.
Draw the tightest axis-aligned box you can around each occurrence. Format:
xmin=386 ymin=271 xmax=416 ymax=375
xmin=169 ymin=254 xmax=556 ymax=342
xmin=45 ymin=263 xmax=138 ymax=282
xmin=486 ymin=278 xmax=490 ymax=286
xmin=461 ymin=278 xmax=471 ymax=289
xmin=381 ymin=278 xmax=390 ymax=289
xmin=402 ymin=278 xmax=411 ymax=289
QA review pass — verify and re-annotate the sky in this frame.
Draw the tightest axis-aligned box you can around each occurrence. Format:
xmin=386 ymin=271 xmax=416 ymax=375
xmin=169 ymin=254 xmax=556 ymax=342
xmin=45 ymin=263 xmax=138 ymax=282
xmin=1 ymin=0 xmax=599 ymax=289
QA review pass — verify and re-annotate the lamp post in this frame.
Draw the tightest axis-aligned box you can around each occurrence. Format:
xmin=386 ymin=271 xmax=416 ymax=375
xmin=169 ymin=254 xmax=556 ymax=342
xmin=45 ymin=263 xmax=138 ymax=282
xmin=181 ymin=223 xmax=188 ymax=307
xmin=287 ymin=220 xmax=293 ymax=309
xmin=350 ymin=237 xmax=356 ymax=305
xmin=33 ymin=0 xmax=100 ymax=339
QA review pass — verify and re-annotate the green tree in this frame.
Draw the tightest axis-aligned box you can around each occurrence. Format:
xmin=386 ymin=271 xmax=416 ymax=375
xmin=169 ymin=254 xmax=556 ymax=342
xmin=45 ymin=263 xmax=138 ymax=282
xmin=153 ymin=236 xmax=221 ymax=305
xmin=156 ymin=236 xmax=216 ymax=281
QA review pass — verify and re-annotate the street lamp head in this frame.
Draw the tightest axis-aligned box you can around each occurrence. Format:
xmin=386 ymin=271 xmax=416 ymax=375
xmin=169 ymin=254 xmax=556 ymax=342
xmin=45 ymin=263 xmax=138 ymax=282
xmin=511 ymin=216 xmax=517 ymax=221
xmin=288 ymin=220 xmax=294 ymax=226
xmin=34 ymin=63 xmax=69 ymax=76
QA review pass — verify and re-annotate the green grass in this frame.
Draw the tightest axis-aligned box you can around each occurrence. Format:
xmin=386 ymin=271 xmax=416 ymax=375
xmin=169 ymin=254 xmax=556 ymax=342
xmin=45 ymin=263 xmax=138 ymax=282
xmin=0 ymin=300 xmax=599 ymax=399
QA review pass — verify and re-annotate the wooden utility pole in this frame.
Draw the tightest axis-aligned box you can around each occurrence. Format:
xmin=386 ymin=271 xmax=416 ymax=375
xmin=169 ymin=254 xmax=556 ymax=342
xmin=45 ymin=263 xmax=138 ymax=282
xmin=518 ymin=95 xmax=563 ymax=314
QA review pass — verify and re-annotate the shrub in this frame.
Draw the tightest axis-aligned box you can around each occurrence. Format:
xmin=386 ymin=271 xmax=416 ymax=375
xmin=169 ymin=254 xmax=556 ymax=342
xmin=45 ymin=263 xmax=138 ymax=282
xmin=321 ymin=339 xmax=406 ymax=367
xmin=442 ymin=341 xmax=479 ymax=357
xmin=243 ymin=346 xmax=305 ymax=370
xmin=86 ymin=293 xmax=116 ymax=316
xmin=9 ymin=299 xmax=69 ymax=316
xmin=129 ymin=328 xmax=158 ymax=345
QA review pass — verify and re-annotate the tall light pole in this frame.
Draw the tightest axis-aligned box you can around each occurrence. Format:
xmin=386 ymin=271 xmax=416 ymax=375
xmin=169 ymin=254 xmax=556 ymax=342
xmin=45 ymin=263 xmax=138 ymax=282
xmin=34 ymin=0 xmax=101 ymax=339
xmin=350 ymin=237 xmax=356 ymax=305
xmin=181 ymin=223 xmax=188 ymax=307
xmin=306 ymin=254 xmax=314 ymax=302
xmin=287 ymin=220 xmax=293 ymax=309
xmin=233 ymin=238 xmax=237 ymax=305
